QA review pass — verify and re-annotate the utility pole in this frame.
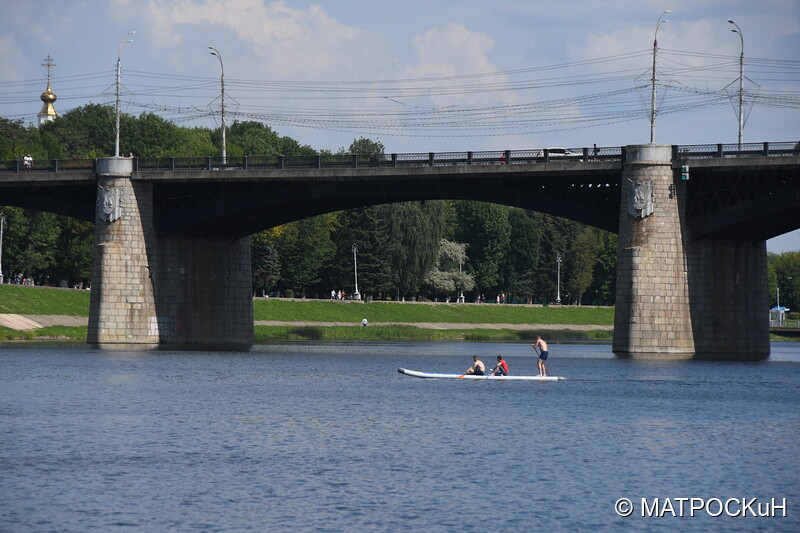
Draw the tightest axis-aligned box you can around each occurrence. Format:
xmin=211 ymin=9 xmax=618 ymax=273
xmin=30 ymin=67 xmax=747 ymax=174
xmin=650 ymin=10 xmax=670 ymax=144
xmin=115 ymin=31 xmax=135 ymax=157
xmin=208 ymin=46 xmax=226 ymax=164
xmin=728 ymin=20 xmax=745 ymax=150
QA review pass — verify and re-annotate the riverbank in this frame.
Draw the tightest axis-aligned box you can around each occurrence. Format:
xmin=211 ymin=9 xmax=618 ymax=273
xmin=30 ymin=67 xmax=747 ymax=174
xmin=0 ymin=314 xmax=614 ymax=342
xmin=1 ymin=284 xmax=795 ymax=342
xmin=0 ymin=284 xmax=614 ymax=341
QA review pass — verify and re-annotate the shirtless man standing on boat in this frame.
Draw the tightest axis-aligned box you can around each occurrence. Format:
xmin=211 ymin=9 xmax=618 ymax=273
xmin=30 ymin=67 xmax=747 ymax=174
xmin=533 ymin=335 xmax=549 ymax=376
xmin=465 ymin=355 xmax=485 ymax=376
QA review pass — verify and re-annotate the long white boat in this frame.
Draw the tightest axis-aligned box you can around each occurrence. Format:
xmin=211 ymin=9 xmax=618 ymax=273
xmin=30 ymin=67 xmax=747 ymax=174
xmin=398 ymin=368 xmax=565 ymax=381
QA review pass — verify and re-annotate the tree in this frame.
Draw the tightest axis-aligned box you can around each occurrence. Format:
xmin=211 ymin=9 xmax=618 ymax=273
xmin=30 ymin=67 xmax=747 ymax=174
xmin=344 ymin=137 xmax=386 ymax=165
xmin=329 ymin=207 xmax=393 ymax=298
xmin=383 ymin=201 xmax=447 ymax=299
xmin=531 ymin=214 xmax=583 ymax=304
xmin=277 ymin=135 xmax=316 ymax=156
xmin=566 ymin=226 xmax=600 ymax=305
xmin=2 ymin=208 xmax=60 ymax=283
xmin=769 ymin=251 xmax=800 ymax=311
xmin=454 ymin=201 xmax=511 ymax=296
xmin=424 ymin=239 xmax=475 ymax=301
xmin=167 ymin=127 xmax=216 ymax=157
xmin=51 ymin=217 xmax=94 ymax=287
xmin=502 ymin=209 xmax=540 ymax=302
xmin=0 ymin=118 xmax=31 ymax=159
xmin=251 ymin=230 xmax=281 ymax=296
xmin=228 ymin=121 xmax=281 ymax=158
xmin=584 ymin=231 xmax=617 ymax=305
xmin=126 ymin=112 xmax=182 ymax=157
xmin=41 ymin=103 xmax=116 ymax=157
xmin=275 ymin=216 xmax=335 ymax=298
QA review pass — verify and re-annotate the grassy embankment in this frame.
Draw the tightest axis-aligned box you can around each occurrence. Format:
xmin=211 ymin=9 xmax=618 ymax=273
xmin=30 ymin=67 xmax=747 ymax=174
xmin=0 ymin=284 xmax=616 ymax=342
xmin=252 ymin=299 xmax=614 ymax=342
xmin=0 ymin=285 xmax=91 ymax=340
xmin=5 ymin=283 xmax=793 ymax=342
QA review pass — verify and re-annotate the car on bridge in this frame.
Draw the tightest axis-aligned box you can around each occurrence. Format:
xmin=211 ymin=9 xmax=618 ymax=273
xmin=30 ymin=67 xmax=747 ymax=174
xmin=535 ymin=147 xmax=582 ymax=161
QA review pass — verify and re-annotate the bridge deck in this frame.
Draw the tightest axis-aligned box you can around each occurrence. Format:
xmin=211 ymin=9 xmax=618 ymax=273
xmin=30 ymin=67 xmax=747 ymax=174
xmin=1 ymin=143 xmax=798 ymax=242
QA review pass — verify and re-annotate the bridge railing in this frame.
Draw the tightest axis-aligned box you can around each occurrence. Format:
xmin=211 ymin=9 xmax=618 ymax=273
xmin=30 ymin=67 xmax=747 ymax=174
xmin=674 ymin=141 xmax=800 ymax=159
xmin=0 ymin=158 xmax=95 ymax=173
xmin=1 ymin=142 xmax=796 ymax=173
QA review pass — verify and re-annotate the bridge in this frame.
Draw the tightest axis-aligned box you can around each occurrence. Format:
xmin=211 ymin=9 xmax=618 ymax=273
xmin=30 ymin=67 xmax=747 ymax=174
xmin=1 ymin=141 xmax=799 ymax=357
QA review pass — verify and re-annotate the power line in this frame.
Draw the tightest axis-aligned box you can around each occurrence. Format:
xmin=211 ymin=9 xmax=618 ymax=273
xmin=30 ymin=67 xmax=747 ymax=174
xmin=2 ymin=48 xmax=797 ymax=137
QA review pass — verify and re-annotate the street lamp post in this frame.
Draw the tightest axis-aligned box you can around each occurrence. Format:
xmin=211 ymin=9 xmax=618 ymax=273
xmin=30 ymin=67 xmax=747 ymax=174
xmin=728 ymin=20 xmax=744 ymax=150
xmin=0 ymin=211 xmax=5 ymax=284
xmin=208 ymin=46 xmax=226 ymax=164
xmin=458 ymin=260 xmax=464 ymax=303
xmin=115 ymin=31 xmax=135 ymax=158
xmin=776 ymin=276 xmax=793 ymax=327
xmin=352 ymin=243 xmax=360 ymax=300
xmin=555 ymin=255 xmax=562 ymax=305
xmin=650 ymin=10 xmax=670 ymax=144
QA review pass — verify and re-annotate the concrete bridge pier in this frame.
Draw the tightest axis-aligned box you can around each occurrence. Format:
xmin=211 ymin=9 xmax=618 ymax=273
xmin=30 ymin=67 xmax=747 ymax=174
xmin=88 ymin=158 xmax=253 ymax=348
xmin=685 ymin=239 xmax=769 ymax=356
xmin=613 ymin=145 xmax=769 ymax=358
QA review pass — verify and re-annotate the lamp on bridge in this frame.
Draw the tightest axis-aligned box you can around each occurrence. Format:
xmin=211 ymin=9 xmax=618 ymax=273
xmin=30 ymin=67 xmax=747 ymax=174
xmin=728 ymin=20 xmax=745 ymax=150
xmin=650 ymin=10 xmax=670 ymax=144
xmin=115 ymin=31 xmax=135 ymax=158
xmin=208 ymin=46 xmax=226 ymax=165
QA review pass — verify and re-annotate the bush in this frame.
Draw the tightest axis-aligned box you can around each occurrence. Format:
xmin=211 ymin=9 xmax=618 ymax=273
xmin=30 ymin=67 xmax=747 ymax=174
xmin=284 ymin=289 xmax=294 ymax=299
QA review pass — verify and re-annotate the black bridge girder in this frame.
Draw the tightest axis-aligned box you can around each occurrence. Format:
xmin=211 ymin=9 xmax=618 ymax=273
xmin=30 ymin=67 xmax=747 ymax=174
xmin=2 ymin=157 xmax=799 ymax=243
xmin=0 ymin=180 xmax=96 ymax=221
xmin=151 ymin=170 xmax=622 ymax=238
xmin=686 ymin=164 xmax=800 ymax=241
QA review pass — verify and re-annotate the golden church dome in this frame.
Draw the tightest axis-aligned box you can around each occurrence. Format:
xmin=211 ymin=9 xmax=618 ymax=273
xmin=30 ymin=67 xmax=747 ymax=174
xmin=38 ymin=55 xmax=58 ymax=126
xmin=40 ymin=85 xmax=57 ymax=104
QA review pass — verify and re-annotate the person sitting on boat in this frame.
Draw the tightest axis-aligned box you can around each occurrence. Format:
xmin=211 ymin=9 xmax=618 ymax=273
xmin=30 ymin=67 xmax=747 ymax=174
xmin=465 ymin=355 xmax=485 ymax=376
xmin=490 ymin=355 xmax=509 ymax=376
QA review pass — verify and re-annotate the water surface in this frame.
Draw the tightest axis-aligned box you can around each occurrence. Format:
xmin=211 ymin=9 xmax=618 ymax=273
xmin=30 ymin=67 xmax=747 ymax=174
xmin=1 ymin=342 xmax=798 ymax=532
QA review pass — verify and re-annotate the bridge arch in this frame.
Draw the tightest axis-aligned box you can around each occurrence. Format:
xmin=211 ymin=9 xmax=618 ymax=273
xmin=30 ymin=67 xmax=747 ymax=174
xmin=149 ymin=164 xmax=622 ymax=238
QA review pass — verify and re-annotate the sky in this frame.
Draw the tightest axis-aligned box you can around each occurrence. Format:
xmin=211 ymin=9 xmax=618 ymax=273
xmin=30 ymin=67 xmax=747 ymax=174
xmin=1 ymin=0 xmax=799 ymax=251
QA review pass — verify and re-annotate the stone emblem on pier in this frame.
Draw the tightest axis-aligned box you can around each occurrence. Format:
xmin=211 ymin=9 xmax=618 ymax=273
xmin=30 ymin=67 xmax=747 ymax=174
xmin=627 ymin=180 xmax=654 ymax=218
xmin=98 ymin=185 xmax=122 ymax=222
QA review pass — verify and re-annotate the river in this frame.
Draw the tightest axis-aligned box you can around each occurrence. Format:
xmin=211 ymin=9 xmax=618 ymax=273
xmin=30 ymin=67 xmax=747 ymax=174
xmin=1 ymin=341 xmax=798 ymax=532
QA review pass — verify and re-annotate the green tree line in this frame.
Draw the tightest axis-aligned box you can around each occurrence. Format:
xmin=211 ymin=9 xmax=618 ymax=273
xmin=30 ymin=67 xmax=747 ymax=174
xmin=2 ymin=107 xmax=798 ymax=308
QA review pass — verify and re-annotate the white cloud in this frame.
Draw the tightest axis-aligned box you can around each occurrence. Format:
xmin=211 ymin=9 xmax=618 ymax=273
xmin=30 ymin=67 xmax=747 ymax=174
xmin=139 ymin=0 xmax=381 ymax=78
xmin=408 ymin=22 xmax=495 ymax=76
xmin=404 ymin=22 xmax=515 ymax=107
xmin=0 ymin=34 xmax=26 ymax=84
